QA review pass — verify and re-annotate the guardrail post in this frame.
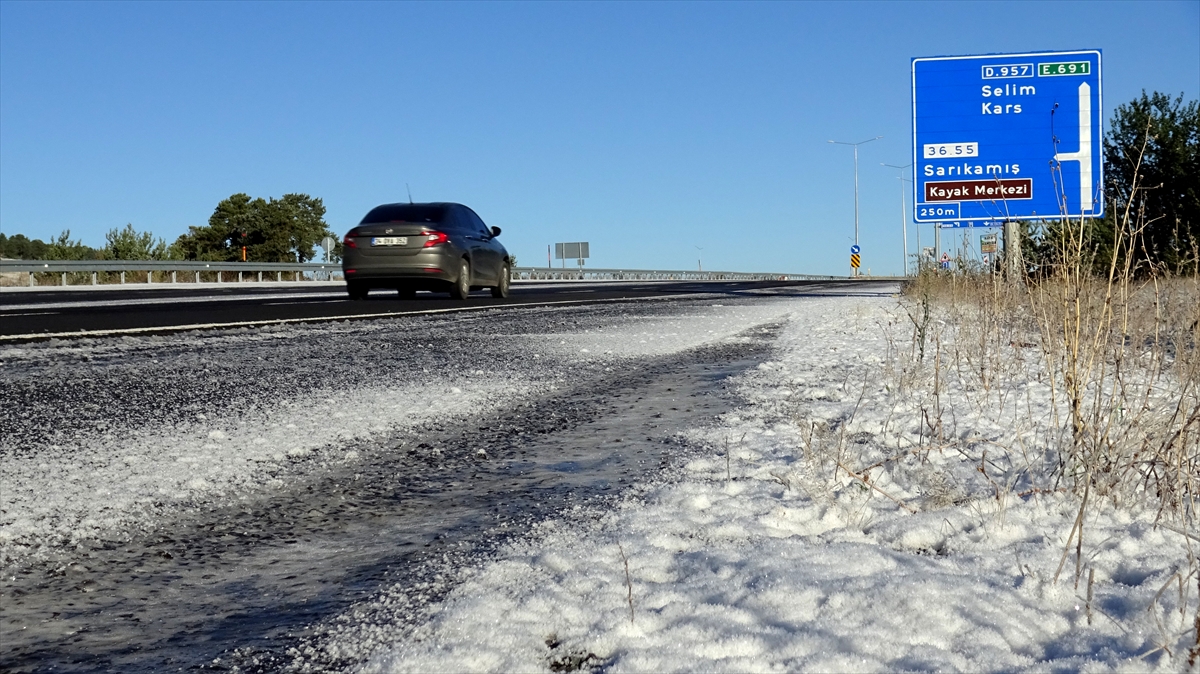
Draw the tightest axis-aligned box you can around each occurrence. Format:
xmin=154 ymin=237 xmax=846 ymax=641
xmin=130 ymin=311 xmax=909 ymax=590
xmin=238 ymin=271 xmax=242 ymax=283
xmin=92 ymin=272 xmax=97 ymax=286
xmin=217 ymin=271 xmax=222 ymax=284
xmin=61 ymin=272 xmax=67 ymax=286
xmin=147 ymin=270 xmax=153 ymax=285
xmin=258 ymin=271 xmax=262 ymax=283
xmin=28 ymin=272 xmax=34 ymax=287
xmin=172 ymin=270 xmax=177 ymax=283
xmin=195 ymin=271 xmax=200 ymax=283
xmin=120 ymin=271 xmax=126 ymax=284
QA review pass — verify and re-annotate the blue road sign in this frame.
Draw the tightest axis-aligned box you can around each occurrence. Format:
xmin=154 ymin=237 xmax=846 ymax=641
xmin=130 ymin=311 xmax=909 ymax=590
xmin=850 ymin=245 xmax=861 ymax=255
xmin=912 ymin=50 xmax=1103 ymax=225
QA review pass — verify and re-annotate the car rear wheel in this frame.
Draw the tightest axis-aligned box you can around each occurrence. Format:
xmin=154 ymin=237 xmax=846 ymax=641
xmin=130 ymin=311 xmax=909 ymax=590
xmin=490 ymin=263 xmax=510 ymax=298
xmin=347 ymin=282 xmax=369 ymax=300
xmin=449 ymin=260 xmax=471 ymax=300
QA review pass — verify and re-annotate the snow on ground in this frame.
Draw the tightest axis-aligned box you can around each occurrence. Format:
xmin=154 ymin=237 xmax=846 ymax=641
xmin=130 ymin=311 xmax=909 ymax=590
xmin=538 ymin=301 xmax=796 ymax=360
xmin=313 ymin=294 xmax=1198 ymax=672
xmin=0 ymin=378 xmax=522 ymax=566
xmin=0 ymin=298 xmax=799 ymax=573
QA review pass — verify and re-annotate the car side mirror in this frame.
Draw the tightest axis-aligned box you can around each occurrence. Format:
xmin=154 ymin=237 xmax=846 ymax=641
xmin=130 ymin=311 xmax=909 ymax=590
xmin=491 ymin=226 xmax=502 ymax=237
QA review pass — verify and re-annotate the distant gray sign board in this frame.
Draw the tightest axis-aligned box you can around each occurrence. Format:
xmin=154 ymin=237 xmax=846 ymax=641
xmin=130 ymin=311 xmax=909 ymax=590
xmin=555 ymin=242 xmax=590 ymax=259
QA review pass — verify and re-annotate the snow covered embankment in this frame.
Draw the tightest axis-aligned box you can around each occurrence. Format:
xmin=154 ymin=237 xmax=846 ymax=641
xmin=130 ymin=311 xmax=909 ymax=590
xmin=357 ymin=295 xmax=1196 ymax=672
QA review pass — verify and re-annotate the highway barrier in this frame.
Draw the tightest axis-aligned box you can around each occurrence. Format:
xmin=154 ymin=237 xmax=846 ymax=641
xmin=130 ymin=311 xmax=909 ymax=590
xmin=1 ymin=259 xmax=850 ymax=287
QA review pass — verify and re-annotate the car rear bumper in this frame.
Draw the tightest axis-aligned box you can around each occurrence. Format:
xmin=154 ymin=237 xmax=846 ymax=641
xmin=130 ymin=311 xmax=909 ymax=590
xmin=342 ymin=250 xmax=457 ymax=286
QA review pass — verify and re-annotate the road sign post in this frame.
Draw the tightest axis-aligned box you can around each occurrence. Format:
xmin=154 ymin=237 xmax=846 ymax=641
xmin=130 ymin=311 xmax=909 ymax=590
xmin=912 ymin=50 xmax=1103 ymax=228
xmin=319 ymin=236 xmax=336 ymax=263
xmin=1003 ymin=220 xmax=1022 ymax=276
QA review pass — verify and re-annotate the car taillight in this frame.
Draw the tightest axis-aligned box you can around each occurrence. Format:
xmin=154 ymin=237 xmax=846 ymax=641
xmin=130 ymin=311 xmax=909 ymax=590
xmin=422 ymin=231 xmax=449 ymax=247
xmin=343 ymin=233 xmax=357 ymax=248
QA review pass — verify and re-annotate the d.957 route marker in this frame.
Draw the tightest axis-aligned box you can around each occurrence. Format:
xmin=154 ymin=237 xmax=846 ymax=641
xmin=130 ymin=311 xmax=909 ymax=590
xmin=911 ymin=50 xmax=1103 ymax=226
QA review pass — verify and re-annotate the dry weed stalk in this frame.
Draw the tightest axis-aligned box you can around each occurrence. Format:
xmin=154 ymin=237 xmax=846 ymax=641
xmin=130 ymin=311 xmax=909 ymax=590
xmin=834 ymin=459 xmax=916 ymax=513
xmin=618 ymin=542 xmax=634 ymax=625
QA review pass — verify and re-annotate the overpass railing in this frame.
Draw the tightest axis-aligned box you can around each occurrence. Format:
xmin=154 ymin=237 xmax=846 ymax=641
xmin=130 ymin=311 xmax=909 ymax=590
xmin=0 ymin=259 xmax=844 ymax=288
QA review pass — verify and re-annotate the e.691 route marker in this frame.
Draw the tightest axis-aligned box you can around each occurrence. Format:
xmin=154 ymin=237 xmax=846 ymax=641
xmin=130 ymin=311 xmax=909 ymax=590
xmin=911 ymin=50 xmax=1103 ymax=226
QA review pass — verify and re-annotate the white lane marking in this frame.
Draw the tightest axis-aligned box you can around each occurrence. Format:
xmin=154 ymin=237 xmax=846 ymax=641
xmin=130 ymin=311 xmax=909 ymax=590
xmin=0 ymin=294 xmax=696 ymax=341
xmin=262 ymin=300 xmax=347 ymax=306
xmin=1 ymin=311 xmax=60 ymax=317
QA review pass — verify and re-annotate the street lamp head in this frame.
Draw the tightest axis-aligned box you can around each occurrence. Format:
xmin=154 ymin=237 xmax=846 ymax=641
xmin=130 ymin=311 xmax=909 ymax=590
xmin=830 ymin=136 xmax=883 ymax=147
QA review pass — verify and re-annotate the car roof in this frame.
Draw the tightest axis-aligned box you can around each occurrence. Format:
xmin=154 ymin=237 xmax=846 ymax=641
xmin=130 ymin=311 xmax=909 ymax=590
xmin=373 ymin=201 xmax=461 ymax=208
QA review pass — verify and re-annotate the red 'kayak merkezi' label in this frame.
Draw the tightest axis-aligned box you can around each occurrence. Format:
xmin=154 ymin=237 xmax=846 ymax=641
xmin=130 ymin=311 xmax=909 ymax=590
xmin=924 ymin=178 xmax=1033 ymax=202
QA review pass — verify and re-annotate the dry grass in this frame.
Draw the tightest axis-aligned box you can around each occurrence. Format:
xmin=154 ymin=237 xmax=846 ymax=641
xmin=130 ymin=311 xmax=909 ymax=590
xmin=899 ymin=269 xmax=1198 ymax=528
xmin=887 ymin=139 xmax=1199 ymax=657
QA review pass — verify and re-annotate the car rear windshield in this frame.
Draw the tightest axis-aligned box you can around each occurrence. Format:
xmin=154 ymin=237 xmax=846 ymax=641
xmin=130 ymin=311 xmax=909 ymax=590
xmin=359 ymin=205 xmax=447 ymax=225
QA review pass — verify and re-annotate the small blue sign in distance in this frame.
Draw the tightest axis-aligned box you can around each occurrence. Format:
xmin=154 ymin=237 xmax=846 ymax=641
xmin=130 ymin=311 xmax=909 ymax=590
xmin=912 ymin=50 xmax=1103 ymax=225
xmin=850 ymin=245 xmax=861 ymax=255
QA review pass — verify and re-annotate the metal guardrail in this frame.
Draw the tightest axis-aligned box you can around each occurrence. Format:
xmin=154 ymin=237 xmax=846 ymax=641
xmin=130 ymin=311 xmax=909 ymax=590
xmin=0 ymin=259 xmax=343 ymax=286
xmin=512 ymin=268 xmax=840 ymax=282
xmin=0 ymin=259 xmax=844 ymax=287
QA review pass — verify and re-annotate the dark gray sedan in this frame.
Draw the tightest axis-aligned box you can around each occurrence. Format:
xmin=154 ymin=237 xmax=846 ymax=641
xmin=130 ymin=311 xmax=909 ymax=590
xmin=341 ymin=202 xmax=511 ymax=300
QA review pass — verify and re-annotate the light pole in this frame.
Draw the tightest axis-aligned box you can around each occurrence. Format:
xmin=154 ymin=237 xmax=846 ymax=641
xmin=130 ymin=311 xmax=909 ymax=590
xmin=695 ymin=246 xmax=703 ymax=272
xmin=829 ymin=136 xmax=882 ymax=276
xmin=882 ymin=162 xmax=912 ymax=276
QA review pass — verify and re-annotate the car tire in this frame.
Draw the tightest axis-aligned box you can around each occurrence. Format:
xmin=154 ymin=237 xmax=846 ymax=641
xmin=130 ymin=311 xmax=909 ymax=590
xmin=347 ymin=282 xmax=369 ymax=300
xmin=449 ymin=259 xmax=471 ymax=300
xmin=490 ymin=263 xmax=510 ymax=298
xmin=397 ymin=285 xmax=416 ymax=300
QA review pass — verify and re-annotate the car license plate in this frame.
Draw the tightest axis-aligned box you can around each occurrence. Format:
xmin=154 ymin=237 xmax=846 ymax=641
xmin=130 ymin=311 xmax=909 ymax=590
xmin=372 ymin=237 xmax=407 ymax=246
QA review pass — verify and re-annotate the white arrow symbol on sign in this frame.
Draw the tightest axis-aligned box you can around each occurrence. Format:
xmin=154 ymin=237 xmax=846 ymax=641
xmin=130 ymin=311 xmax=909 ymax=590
xmin=1054 ymin=82 xmax=1093 ymax=213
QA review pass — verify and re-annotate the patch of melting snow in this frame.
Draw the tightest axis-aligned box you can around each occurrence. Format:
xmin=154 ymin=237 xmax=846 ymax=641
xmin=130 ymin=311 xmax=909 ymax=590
xmin=0 ymin=379 xmax=526 ymax=569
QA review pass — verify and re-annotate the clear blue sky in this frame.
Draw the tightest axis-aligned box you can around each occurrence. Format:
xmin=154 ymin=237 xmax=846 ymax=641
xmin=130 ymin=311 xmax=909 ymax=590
xmin=2 ymin=1 xmax=1197 ymax=275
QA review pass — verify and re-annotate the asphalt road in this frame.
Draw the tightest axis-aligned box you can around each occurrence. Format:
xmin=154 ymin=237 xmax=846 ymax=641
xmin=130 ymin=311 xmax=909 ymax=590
xmin=0 ymin=279 xmax=858 ymax=340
